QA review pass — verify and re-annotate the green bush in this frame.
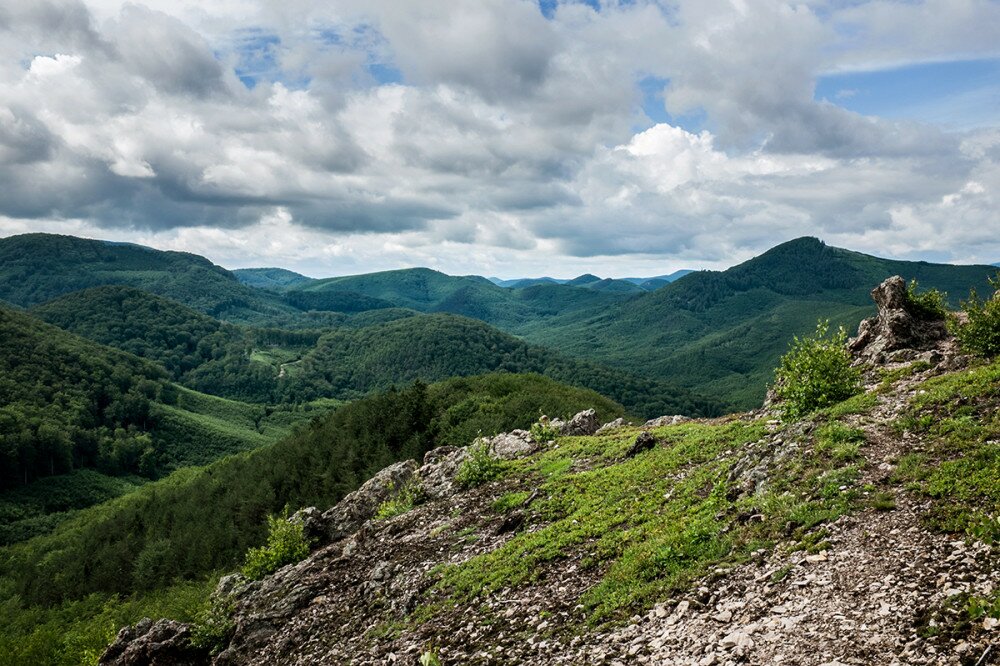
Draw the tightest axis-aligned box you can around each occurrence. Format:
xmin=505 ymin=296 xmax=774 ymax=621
xmin=241 ymin=511 xmax=312 ymax=580
xmin=904 ymin=279 xmax=948 ymax=321
xmin=529 ymin=420 xmax=560 ymax=443
xmin=772 ymin=321 xmax=862 ymax=420
xmin=374 ymin=482 xmax=423 ymax=520
xmin=455 ymin=443 xmax=506 ymax=489
xmin=953 ymin=276 xmax=1000 ymax=358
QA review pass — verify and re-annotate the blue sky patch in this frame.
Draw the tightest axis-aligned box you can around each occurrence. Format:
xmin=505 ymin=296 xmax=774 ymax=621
xmin=815 ymin=57 xmax=1000 ymax=130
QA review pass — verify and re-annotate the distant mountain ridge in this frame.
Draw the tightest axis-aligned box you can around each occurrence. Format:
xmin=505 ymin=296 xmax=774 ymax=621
xmin=3 ymin=232 xmax=996 ymax=412
xmin=487 ymin=269 xmax=693 ymax=292
xmin=233 ymin=267 xmax=315 ymax=291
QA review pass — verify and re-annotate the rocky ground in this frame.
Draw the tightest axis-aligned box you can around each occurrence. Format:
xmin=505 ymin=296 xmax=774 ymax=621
xmin=103 ymin=278 xmax=999 ymax=666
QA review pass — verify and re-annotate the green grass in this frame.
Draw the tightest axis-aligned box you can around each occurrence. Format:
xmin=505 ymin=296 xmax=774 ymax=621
xmin=375 ymin=482 xmax=423 ymax=521
xmin=814 ymin=422 xmax=865 ymax=462
xmin=889 ymin=359 xmax=1000 ymax=544
xmin=430 ymin=418 xmax=874 ymax=625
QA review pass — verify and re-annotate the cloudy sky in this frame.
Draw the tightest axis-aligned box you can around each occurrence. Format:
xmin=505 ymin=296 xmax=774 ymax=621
xmin=1 ymin=0 xmax=998 ymax=278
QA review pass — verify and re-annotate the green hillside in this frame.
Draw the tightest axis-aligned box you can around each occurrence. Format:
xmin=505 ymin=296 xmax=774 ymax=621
xmin=0 ymin=374 xmax=624 ymax=662
xmin=31 ymin=286 xmax=318 ymax=403
xmin=32 ymin=285 xmax=719 ymax=418
xmin=0 ymin=234 xmax=296 ymax=323
xmin=520 ymin=238 xmax=998 ymax=408
xmin=287 ymin=313 xmax=723 ymax=417
xmin=287 ymin=267 xmax=630 ymax=329
xmin=232 ymin=267 xmax=315 ymax=291
xmin=0 ymin=304 xmax=321 ymax=543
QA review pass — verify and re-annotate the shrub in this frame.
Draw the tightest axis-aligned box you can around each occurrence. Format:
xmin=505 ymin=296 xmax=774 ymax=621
xmin=419 ymin=646 xmax=442 ymax=666
xmin=455 ymin=442 xmax=505 ymax=489
xmin=191 ymin=596 xmax=235 ymax=654
xmin=953 ymin=276 xmax=1000 ymax=358
xmin=529 ymin=420 xmax=560 ymax=443
xmin=241 ymin=510 xmax=312 ymax=580
xmin=772 ymin=321 xmax=862 ymax=420
xmin=904 ymin=279 xmax=948 ymax=321
xmin=374 ymin=482 xmax=423 ymax=520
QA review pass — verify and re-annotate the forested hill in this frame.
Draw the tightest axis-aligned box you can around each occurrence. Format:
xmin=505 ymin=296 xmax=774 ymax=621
xmin=286 ymin=313 xmax=723 ymax=417
xmin=518 ymin=237 xmax=999 ymax=408
xmin=0 ymin=234 xmax=296 ymax=323
xmin=30 ymin=286 xmax=304 ymax=403
xmin=0 ymin=303 xmax=171 ymax=491
xmin=284 ymin=266 xmax=631 ymax=330
xmin=232 ymin=268 xmax=315 ymax=291
xmin=31 ymin=284 xmax=724 ymax=418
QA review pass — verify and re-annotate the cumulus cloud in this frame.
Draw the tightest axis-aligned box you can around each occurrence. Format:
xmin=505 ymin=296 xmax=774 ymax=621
xmin=0 ymin=0 xmax=998 ymax=276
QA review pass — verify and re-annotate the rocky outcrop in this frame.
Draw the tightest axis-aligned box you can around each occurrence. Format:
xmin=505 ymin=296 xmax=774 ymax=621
xmin=624 ymin=431 xmax=658 ymax=458
xmin=561 ymin=409 xmax=600 ymax=436
xmin=100 ymin=619 xmax=209 ymax=666
xmin=481 ymin=429 xmax=536 ymax=459
xmin=417 ymin=446 xmax=469 ymax=500
xmin=848 ymin=275 xmax=950 ymax=364
xmin=595 ymin=417 xmax=627 ymax=435
xmin=319 ymin=459 xmax=419 ymax=543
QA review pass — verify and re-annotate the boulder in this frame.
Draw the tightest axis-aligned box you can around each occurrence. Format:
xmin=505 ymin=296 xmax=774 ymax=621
xmin=595 ymin=417 xmax=627 ymax=435
xmin=418 ymin=446 xmax=470 ymax=500
xmin=644 ymin=415 xmax=690 ymax=428
xmin=288 ymin=506 xmax=326 ymax=543
xmin=482 ymin=430 xmax=536 ymax=459
xmin=561 ymin=409 xmax=600 ymax=436
xmin=100 ymin=618 xmax=209 ymax=666
xmin=624 ymin=431 xmax=658 ymax=458
xmin=320 ymin=459 xmax=419 ymax=542
xmin=848 ymin=275 xmax=949 ymax=364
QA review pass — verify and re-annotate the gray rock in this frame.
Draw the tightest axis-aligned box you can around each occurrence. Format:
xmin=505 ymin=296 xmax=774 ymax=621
xmin=288 ymin=506 xmax=325 ymax=543
xmin=644 ymin=415 xmax=691 ymax=428
xmin=595 ymin=417 xmax=627 ymax=435
xmin=848 ymin=275 xmax=949 ymax=364
xmin=418 ymin=446 xmax=470 ymax=500
xmin=100 ymin=618 xmax=209 ymax=666
xmin=212 ymin=572 xmax=248 ymax=603
xmin=562 ymin=409 xmax=601 ymax=436
xmin=624 ymin=431 xmax=658 ymax=458
xmin=482 ymin=430 xmax=536 ymax=459
xmin=320 ymin=459 xmax=419 ymax=542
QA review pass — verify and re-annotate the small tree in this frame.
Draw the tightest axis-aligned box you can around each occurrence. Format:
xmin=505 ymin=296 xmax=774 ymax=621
xmin=241 ymin=510 xmax=312 ymax=580
xmin=953 ymin=275 xmax=1000 ymax=358
xmin=772 ymin=321 xmax=861 ymax=420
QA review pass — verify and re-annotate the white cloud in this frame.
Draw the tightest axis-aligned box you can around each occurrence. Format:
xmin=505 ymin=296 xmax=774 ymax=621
xmin=0 ymin=0 xmax=998 ymax=276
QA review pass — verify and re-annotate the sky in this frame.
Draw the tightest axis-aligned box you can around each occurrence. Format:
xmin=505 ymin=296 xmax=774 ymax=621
xmin=0 ymin=0 xmax=998 ymax=279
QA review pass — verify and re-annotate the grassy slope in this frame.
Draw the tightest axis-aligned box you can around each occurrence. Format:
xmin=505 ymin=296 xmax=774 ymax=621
xmin=519 ymin=238 xmax=998 ymax=409
xmin=429 ymin=359 xmax=1000 ymax=628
